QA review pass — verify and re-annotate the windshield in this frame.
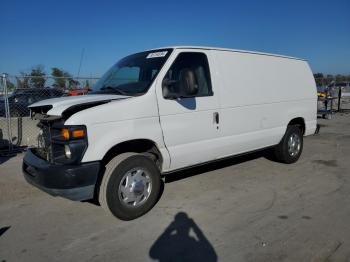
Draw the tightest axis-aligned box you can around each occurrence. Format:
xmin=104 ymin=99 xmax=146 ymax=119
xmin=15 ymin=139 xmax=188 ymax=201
xmin=90 ymin=49 xmax=172 ymax=96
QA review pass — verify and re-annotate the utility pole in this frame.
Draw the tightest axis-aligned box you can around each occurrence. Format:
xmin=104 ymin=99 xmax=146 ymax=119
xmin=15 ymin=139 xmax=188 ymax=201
xmin=77 ymin=48 xmax=85 ymax=79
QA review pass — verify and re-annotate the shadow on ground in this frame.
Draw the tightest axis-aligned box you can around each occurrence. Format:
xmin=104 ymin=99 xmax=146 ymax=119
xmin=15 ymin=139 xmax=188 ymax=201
xmin=0 ymin=226 xmax=11 ymax=238
xmin=0 ymin=154 xmax=18 ymax=165
xmin=0 ymin=149 xmax=24 ymax=165
xmin=149 ymin=212 xmax=217 ymax=262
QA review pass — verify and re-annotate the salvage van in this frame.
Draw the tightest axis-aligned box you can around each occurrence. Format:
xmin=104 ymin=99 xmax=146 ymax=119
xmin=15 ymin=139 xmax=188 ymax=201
xmin=23 ymin=46 xmax=317 ymax=220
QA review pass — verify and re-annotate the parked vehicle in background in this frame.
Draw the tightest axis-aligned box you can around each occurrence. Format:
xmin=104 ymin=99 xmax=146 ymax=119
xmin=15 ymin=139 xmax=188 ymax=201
xmin=0 ymin=88 xmax=63 ymax=117
xmin=23 ymin=46 xmax=317 ymax=220
xmin=64 ymin=88 xmax=89 ymax=96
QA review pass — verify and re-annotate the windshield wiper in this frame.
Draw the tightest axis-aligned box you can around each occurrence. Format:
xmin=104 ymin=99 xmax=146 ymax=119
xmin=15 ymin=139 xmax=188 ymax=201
xmin=100 ymin=86 xmax=128 ymax=95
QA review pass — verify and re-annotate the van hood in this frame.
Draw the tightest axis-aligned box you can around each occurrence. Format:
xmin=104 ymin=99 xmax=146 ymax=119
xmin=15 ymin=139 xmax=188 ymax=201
xmin=29 ymin=94 xmax=129 ymax=120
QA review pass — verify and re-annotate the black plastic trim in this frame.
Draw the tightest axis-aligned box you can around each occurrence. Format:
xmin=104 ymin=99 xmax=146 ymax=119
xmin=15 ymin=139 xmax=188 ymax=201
xmin=162 ymin=145 xmax=275 ymax=175
xmin=22 ymin=148 xmax=100 ymax=201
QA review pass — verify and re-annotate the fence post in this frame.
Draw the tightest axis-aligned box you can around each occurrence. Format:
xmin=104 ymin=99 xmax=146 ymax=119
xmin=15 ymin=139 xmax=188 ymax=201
xmin=338 ymin=87 xmax=342 ymax=112
xmin=2 ymin=73 xmax=13 ymax=152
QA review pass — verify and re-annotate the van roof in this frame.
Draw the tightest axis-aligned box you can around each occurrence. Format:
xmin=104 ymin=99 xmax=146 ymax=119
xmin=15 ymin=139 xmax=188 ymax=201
xmin=149 ymin=46 xmax=305 ymax=61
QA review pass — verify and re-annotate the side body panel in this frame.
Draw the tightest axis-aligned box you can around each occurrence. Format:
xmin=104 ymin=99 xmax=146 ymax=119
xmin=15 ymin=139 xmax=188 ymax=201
xmin=213 ymin=51 xmax=317 ymax=158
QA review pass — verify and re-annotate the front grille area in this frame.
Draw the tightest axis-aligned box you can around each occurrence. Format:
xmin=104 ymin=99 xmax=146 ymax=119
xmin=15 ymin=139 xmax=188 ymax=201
xmin=32 ymin=119 xmax=87 ymax=165
xmin=35 ymin=121 xmax=52 ymax=161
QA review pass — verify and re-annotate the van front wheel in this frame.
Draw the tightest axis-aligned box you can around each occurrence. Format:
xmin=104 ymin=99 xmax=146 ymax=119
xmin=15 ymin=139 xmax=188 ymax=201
xmin=99 ymin=153 xmax=161 ymax=220
xmin=274 ymin=125 xmax=303 ymax=164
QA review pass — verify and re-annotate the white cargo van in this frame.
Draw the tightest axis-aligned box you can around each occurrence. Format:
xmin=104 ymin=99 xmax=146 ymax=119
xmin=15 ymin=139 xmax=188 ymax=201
xmin=23 ymin=46 xmax=317 ymax=220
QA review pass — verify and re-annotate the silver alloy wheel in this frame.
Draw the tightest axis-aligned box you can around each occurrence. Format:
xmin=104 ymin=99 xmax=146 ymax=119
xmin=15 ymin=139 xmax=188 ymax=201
xmin=287 ymin=133 xmax=301 ymax=157
xmin=118 ymin=167 xmax=152 ymax=207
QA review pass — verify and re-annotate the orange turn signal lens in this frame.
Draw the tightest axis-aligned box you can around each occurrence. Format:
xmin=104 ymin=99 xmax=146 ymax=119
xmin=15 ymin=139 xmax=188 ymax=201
xmin=72 ymin=129 xmax=85 ymax=139
xmin=61 ymin=128 xmax=70 ymax=140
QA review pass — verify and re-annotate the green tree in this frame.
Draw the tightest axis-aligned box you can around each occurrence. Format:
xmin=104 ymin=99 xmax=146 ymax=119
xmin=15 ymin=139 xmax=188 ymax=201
xmin=313 ymin=73 xmax=350 ymax=87
xmin=51 ymin=68 xmax=66 ymax=89
xmin=313 ymin=73 xmax=324 ymax=86
xmin=51 ymin=67 xmax=76 ymax=89
xmin=335 ymin=74 xmax=346 ymax=83
xmin=16 ymin=72 xmax=30 ymax=88
xmin=29 ymin=65 xmax=46 ymax=88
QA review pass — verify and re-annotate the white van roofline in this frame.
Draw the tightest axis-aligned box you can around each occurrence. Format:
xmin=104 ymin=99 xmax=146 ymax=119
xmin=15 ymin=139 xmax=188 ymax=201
xmin=148 ymin=46 xmax=305 ymax=61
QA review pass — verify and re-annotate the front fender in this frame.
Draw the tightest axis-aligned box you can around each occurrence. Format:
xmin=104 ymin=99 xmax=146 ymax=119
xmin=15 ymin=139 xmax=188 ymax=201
xmin=81 ymin=117 xmax=170 ymax=170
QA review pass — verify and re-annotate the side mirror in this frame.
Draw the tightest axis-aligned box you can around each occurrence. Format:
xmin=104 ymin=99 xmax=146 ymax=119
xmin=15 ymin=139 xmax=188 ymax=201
xmin=178 ymin=68 xmax=198 ymax=97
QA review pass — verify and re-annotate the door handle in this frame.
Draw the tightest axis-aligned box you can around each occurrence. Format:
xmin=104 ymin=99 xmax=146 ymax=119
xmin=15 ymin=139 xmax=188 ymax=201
xmin=213 ymin=112 xmax=219 ymax=124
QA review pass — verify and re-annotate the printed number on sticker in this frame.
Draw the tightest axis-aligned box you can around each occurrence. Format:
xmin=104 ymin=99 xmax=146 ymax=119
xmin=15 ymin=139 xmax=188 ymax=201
xmin=146 ymin=51 xmax=168 ymax=59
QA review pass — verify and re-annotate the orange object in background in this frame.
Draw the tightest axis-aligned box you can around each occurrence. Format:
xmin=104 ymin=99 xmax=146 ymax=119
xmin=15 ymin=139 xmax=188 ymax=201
xmin=64 ymin=88 xmax=89 ymax=96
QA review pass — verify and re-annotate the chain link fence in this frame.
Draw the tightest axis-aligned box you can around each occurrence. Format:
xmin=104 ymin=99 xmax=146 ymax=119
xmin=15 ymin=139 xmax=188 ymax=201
xmin=1 ymin=73 xmax=350 ymax=155
xmin=317 ymin=81 xmax=350 ymax=118
xmin=0 ymin=74 xmax=99 ymax=155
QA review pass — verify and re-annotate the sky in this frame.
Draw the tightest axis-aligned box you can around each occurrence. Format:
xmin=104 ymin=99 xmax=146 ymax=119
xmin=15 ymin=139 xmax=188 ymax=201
xmin=0 ymin=0 xmax=349 ymax=77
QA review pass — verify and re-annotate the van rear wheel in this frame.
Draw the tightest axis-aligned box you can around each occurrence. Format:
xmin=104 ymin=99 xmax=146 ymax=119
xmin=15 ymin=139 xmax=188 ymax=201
xmin=274 ymin=125 xmax=303 ymax=164
xmin=99 ymin=153 xmax=161 ymax=220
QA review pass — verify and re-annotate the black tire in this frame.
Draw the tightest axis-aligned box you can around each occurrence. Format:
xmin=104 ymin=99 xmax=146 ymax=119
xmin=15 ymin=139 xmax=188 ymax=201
xmin=99 ymin=153 xmax=161 ymax=220
xmin=274 ymin=125 xmax=303 ymax=164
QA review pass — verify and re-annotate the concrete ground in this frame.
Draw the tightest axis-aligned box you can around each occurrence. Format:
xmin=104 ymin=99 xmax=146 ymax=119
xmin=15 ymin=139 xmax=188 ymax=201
xmin=1 ymin=114 xmax=350 ymax=262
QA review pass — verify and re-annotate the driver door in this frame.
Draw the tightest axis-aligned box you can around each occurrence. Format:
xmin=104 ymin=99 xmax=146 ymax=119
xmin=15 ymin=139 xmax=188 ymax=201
xmin=156 ymin=50 xmax=221 ymax=171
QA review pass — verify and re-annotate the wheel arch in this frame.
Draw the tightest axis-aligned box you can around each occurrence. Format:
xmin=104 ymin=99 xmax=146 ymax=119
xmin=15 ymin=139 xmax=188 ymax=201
xmin=287 ymin=117 xmax=305 ymax=135
xmin=94 ymin=139 xmax=164 ymax=203
xmin=101 ymin=139 xmax=163 ymax=171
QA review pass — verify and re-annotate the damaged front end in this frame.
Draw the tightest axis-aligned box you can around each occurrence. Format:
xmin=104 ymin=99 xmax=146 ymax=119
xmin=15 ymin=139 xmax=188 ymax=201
xmin=21 ymin=98 xmax=116 ymax=200
xmin=29 ymin=100 xmax=111 ymax=121
xmin=32 ymin=119 xmax=88 ymax=165
xmin=29 ymin=99 xmax=112 ymax=164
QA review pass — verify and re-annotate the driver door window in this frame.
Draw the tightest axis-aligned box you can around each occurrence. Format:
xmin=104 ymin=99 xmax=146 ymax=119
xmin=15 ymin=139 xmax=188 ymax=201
xmin=163 ymin=52 xmax=213 ymax=98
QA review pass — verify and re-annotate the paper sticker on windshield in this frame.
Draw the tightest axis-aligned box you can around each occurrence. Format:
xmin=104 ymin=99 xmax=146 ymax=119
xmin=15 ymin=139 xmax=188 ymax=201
xmin=146 ymin=51 xmax=168 ymax=59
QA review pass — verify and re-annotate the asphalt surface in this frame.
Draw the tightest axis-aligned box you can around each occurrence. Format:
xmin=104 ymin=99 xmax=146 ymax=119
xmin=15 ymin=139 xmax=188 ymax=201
xmin=1 ymin=114 xmax=350 ymax=262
